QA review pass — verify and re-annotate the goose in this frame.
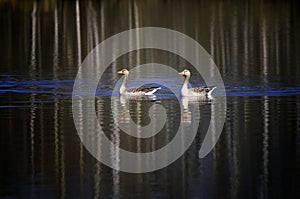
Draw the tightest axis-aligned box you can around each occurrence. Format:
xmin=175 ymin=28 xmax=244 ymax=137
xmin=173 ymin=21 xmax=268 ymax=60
xmin=178 ymin=69 xmax=216 ymax=98
xmin=117 ymin=69 xmax=161 ymax=96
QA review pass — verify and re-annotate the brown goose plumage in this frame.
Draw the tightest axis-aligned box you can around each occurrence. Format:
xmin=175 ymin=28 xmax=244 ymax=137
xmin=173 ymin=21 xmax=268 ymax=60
xmin=117 ymin=69 xmax=161 ymax=96
xmin=179 ymin=69 xmax=216 ymax=97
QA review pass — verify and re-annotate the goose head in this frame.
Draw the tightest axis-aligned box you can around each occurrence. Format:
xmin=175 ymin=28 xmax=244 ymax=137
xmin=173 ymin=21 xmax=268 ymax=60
xmin=117 ymin=69 xmax=129 ymax=75
xmin=178 ymin=69 xmax=191 ymax=77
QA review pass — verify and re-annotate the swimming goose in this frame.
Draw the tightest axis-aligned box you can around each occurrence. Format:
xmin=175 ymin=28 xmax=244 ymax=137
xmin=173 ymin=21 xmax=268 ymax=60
xmin=179 ymin=69 xmax=216 ymax=98
xmin=117 ymin=69 xmax=161 ymax=96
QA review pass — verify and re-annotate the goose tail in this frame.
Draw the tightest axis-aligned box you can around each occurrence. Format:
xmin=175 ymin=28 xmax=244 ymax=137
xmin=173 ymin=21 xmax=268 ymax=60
xmin=207 ymin=87 xmax=217 ymax=97
xmin=145 ymin=87 xmax=161 ymax=95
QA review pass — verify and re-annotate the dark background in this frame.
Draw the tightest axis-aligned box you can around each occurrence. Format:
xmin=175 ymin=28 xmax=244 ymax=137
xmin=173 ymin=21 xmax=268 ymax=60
xmin=0 ymin=0 xmax=299 ymax=198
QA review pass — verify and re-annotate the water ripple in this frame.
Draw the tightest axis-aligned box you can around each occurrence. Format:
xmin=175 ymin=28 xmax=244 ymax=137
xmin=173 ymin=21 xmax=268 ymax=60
xmin=0 ymin=77 xmax=300 ymax=98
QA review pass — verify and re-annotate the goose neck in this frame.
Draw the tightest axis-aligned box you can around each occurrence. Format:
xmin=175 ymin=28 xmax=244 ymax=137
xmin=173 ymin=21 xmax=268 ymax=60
xmin=120 ymin=74 xmax=128 ymax=94
xmin=183 ymin=75 xmax=190 ymax=88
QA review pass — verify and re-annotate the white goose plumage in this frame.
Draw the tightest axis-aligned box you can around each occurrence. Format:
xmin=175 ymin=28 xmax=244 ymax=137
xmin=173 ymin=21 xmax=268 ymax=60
xmin=117 ymin=69 xmax=161 ymax=96
xmin=179 ymin=69 xmax=216 ymax=98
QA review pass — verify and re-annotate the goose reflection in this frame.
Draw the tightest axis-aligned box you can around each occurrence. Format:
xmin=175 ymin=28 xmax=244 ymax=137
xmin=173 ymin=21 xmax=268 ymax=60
xmin=116 ymin=95 xmax=165 ymax=139
xmin=181 ymin=96 xmax=212 ymax=124
xmin=119 ymin=95 xmax=158 ymax=125
xmin=119 ymin=95 xmax=157 ymax=107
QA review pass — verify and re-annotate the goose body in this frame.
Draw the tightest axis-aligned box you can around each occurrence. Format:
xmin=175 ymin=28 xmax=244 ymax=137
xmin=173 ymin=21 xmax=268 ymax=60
xmin=117 ymin=69 xmax=161 ymax=96
xmin=179 ymin=69 xmax=216 ymax=98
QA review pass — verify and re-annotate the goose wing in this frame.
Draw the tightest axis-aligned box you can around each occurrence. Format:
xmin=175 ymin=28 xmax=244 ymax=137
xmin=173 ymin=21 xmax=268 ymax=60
xmin=127 ymin=87 xmax=161 ymax=95
xmin=190 ymin=87 xmax=211 ymax=93
xmin=127 ymin=87 xmax=155 ymax=93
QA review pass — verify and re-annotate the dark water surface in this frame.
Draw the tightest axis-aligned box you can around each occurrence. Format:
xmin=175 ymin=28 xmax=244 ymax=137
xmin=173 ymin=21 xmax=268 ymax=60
xmin=1 ymin=1 xmax=300 ymax=198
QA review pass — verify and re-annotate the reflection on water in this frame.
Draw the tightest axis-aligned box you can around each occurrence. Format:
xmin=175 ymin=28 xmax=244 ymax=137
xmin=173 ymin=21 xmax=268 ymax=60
xmin=116 ymin=95 xmax=167 ymax=139
xmin=0 ymin=0 xmax=300 ymax=198
xmin=1 ymin=92 xmax=299 ymax=198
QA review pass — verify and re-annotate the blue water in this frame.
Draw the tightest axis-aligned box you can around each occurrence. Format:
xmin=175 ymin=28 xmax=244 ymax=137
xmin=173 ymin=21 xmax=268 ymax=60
xmin=1 ymin=75 xmax=299 ymax=100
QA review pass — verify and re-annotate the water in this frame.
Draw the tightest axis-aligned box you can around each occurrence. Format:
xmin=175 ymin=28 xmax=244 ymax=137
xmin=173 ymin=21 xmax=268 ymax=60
xmin=1 ymin=0 xmax=300 ymax=198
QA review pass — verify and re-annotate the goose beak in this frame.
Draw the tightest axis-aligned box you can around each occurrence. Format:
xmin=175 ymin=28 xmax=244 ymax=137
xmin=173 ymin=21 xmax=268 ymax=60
xmin=117 ymin=70 xmax=123 ymax=74
xmin=178 ymin=71 xmax=184 ymax=75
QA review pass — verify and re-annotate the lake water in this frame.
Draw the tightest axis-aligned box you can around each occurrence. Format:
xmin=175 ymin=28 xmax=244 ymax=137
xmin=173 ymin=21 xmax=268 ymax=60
xmin=0 ymin=0 xmax=300 ymax=198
